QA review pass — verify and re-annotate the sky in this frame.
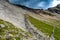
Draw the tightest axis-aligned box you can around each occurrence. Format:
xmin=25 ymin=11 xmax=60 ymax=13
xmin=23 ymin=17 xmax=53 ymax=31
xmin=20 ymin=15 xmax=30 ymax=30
xmin=9 ymin=0 xmax=60 ymax=9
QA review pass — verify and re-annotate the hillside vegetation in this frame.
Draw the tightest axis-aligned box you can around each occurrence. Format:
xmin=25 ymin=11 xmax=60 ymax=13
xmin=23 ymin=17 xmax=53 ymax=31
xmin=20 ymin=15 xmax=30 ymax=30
xmin=26 ymin=15 xmax=60 ymax=40
xmin=0 ymin=19 xmax=31 ymax=40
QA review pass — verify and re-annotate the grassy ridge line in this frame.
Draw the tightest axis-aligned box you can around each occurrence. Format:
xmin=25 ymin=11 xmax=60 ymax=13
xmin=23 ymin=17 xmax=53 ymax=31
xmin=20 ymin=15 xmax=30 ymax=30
xmin=26 ymin=15 xmax=60 ymax=40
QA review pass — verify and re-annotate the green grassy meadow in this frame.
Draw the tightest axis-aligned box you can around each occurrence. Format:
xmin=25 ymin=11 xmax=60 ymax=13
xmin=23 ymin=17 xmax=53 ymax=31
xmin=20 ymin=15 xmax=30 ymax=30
xmin=27 ymin=15 xmax=60 ymax=40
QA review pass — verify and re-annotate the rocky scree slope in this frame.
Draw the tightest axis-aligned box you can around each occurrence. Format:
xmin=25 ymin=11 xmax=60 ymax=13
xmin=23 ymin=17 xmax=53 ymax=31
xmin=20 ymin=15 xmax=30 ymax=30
xmin=0 ymin=0 xmax=51 ymax=40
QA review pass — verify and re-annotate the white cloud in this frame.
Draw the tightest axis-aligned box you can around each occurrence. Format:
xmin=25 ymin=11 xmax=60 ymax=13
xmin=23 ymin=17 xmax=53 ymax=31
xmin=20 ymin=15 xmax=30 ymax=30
xmin=51 ymin=0 xmax=60 ymax=7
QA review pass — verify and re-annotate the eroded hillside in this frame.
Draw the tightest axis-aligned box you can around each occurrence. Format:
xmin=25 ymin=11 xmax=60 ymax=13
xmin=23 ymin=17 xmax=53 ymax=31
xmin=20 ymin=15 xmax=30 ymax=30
xmin=0 ymin=0 xmax=60 ymax=40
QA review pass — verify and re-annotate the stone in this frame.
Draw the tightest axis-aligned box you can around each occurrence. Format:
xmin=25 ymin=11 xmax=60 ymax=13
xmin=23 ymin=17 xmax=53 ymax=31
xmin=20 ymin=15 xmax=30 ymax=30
xmin=0 ymin=24 xmax=5 ymax=28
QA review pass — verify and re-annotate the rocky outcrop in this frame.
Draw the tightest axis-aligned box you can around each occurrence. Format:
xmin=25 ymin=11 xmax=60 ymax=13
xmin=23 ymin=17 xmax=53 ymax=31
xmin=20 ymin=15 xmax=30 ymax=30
xmin=47 ymin=4 xmax=60 ymax=14
xmin=56 ymin=4 xmax=60 ymax=8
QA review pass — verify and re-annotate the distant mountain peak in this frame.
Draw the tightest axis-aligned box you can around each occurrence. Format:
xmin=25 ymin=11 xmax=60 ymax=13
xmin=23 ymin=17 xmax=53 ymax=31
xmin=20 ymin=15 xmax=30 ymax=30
xmin=56 ymin=4 xmax=60 ymax=8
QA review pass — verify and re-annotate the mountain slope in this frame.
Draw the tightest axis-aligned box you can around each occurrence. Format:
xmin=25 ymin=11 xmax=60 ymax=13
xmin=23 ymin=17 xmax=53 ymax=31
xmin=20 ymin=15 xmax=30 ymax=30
xmin=48 ymin=4 xmax=60 ymax=14
xmin=0 ymin=0 xmax=60 ymax=40
xmin=0 ymin=0 xmax=50 ymax=40
xmin=24 ymin=4 xmax=60 ymax=40
xmin=0 ymin=19 xmax=32 ymax=40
